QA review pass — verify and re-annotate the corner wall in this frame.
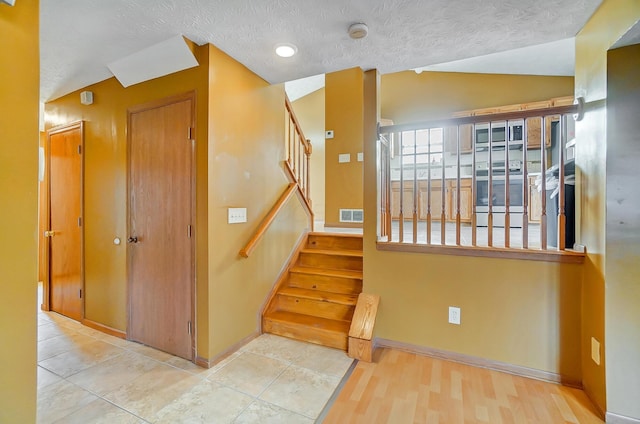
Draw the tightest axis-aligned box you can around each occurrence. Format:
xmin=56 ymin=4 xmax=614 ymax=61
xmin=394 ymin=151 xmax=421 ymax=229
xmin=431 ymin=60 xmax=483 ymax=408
xmin=574 ymin=1 xmax=640 ymax=416
xmin=206 ymin=44 xmax=310 ymax=359
xmin=0 ymin=1 xmax=39 ymax=421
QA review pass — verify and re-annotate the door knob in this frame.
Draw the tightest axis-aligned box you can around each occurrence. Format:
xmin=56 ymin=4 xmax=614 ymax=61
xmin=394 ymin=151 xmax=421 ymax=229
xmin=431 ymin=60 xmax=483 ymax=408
xmin=127 ymin=236 xmax=138 ymax=243
xmin=44 ymin=230 xmax=57 ymax=237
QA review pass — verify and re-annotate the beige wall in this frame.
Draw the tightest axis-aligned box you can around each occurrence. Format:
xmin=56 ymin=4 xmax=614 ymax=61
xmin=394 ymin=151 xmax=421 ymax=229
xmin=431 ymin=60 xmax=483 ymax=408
xmin=606 ymin=43 xmax=640 ymax=420
xmin=292 ymin=88 xmax=326 ymax=223
xmin=206 ymin=44 xmax=309 ymax=358
xmin=363 ymin=74 xmax=584 ymax=382
xmin=381 ymin=71 xmax=574 ymax=123
xmin=325 ymin=68 xmax=365 ymax=226
xmin=575 ymin=1 xmax=640 ymax=417
xmin=0 ymin=1 xmax=39 ymax=421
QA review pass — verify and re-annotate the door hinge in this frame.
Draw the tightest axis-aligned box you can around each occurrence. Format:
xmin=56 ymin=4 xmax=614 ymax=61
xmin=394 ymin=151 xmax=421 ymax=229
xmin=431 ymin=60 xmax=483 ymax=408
xmin=79 ymin=289 xmax=82 ymax=298
xmin=78 ymin=217 xmax=82 ymax=227
xmin=188 ymin=127 xmax=194 ymax=141
xmin=188 ymin=321 xmax=192 ymax=335
xmin=188 ymin=225 xmax=192 ymax=238
xmin=77 ymin=145 xmax=82 ymax=154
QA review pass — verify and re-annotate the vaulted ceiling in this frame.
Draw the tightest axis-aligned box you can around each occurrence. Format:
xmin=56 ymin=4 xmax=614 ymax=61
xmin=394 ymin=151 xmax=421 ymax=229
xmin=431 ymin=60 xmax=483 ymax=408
xmin=40 ymin=0 xmax=603 ymax=102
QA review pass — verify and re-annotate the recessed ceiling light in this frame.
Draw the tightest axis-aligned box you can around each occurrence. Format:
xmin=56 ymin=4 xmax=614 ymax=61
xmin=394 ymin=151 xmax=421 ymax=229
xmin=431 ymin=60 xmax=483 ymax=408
xmin=275 ymin=43 xmax=297 ymax=58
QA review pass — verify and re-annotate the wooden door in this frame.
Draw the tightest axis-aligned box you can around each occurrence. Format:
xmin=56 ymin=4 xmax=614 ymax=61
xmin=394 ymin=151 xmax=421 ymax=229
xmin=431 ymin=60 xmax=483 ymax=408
xmin=47 ymin=122 xmax=84 ymax=321
xmin=128 ymin=94 xmax=194 ymax=360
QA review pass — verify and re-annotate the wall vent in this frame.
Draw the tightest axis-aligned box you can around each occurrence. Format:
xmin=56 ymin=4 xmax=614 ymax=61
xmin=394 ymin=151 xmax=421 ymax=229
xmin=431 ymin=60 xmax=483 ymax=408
xmin=340 ymin=209 xmax=363 ymax=223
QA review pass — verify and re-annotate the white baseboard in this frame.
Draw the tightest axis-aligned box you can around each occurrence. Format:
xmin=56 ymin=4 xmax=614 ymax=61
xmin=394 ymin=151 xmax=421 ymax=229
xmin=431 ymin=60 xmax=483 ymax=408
xmin=606 ymin=412 xmax=640 ymax=423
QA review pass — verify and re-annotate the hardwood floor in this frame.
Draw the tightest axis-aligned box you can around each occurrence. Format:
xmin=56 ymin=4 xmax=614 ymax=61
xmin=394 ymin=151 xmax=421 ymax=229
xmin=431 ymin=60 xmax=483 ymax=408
xmin=324 ymin=348 xmax=604 ymax=424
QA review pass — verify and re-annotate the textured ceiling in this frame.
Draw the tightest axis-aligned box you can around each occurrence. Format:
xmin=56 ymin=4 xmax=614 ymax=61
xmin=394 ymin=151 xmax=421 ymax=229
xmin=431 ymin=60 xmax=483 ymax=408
xmin=40 ymin=0 xmax=602 ymax=102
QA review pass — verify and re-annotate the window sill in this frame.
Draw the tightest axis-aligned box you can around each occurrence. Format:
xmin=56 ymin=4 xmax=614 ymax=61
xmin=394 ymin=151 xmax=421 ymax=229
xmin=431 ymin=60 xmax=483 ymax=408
xmin=376 ymin=241 xmax=585 ymax=264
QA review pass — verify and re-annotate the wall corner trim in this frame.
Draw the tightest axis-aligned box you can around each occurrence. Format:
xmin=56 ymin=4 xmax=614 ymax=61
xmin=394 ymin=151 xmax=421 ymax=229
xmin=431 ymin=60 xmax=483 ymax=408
xmin=374 ymin=338 xmax=582 ymax=389
xmin=606 ymin=412 xmax=640 ymax=424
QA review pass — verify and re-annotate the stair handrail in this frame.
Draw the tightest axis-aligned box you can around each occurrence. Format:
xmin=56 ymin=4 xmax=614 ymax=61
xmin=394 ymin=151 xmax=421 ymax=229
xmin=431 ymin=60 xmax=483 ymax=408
xmin=240 ymin=183 xmax=297 ymax=258
xmin=240 ymin=96 xmax=314 ymax=258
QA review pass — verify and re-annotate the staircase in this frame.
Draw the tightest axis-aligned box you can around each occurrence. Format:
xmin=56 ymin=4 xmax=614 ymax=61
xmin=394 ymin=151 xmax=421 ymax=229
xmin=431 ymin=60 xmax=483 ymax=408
xmin=262 ymin=232 xmax=363 ymax=350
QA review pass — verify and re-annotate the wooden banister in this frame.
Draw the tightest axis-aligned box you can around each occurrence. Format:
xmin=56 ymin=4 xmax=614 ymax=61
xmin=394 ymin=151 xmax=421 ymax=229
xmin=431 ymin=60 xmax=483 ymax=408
xmin=240 ymin=97 xmax=314 ymax=259
xmin=285 ymin=96 xmax=311 ymax=154
xmin=239 ymin=183 xmax=297 ymax=258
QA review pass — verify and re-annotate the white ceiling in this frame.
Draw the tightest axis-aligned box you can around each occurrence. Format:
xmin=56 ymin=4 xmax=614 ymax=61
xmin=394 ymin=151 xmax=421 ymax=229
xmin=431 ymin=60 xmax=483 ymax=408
xmin=40 ymin=0 xmax=603 ymax=102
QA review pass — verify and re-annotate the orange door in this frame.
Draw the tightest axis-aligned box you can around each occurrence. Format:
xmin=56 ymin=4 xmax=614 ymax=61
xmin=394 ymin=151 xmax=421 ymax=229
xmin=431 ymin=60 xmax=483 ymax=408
xmin=47 ymin=122 xmax=84 ymax=321
xmin=128 ymin=94 xmax=194 ymax=360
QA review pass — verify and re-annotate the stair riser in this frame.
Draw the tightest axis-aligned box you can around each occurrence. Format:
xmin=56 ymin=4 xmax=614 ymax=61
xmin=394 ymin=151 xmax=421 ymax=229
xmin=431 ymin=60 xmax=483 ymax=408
xmin=263 ymin=318 xmax=347 ymax=350
xmin=307 ymin=235 xmax=363 ymax=251
xmin=288 ymin=273 xmax=363 ymax=294
xmin=298 ymin=252 xmax=363 ymax=271
xmin=276 ymin=295 xmax=355 ymax=322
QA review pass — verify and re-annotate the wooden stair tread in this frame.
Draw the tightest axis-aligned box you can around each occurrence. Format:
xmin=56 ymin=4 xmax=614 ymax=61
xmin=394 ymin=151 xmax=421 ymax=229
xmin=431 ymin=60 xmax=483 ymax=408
xmin=278 ymin=287 xmax=358 ymax=305
xmin=265 ymin=310 xmax=350 ymax=332
xmin=309 ymin=232 xmax=363 ymax=239
xmin=300 ymin=248 xmax=363 ymax=257
xmin=290 ymin=265 xmax=363 ymax=280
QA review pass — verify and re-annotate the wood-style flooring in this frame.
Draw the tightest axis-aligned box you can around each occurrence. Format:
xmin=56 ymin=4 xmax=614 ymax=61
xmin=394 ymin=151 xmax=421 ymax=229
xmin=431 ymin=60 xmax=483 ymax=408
xmin=324 ymin=348 xmax=604 ymax=424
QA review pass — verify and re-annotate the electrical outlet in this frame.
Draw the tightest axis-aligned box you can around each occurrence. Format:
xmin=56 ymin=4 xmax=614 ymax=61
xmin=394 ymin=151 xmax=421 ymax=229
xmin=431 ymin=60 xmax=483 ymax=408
xmin=228 ymin=207 xmax=247 ymax=224
xmin=448 ymin=306 xmax=461 ymax=325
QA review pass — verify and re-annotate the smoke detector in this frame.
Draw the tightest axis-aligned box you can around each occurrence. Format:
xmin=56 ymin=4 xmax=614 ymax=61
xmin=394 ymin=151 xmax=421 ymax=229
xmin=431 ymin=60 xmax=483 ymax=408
xmin=348 ymin=23 xmax=369 ymax=39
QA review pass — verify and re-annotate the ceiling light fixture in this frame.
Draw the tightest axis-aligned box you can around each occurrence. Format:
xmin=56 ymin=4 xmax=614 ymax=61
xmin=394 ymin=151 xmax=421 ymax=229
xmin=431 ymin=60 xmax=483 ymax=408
xmin=275 ymin=43 xmax=297 ymax=58
xmin=348 ymin=23 xmax=369 ymax=39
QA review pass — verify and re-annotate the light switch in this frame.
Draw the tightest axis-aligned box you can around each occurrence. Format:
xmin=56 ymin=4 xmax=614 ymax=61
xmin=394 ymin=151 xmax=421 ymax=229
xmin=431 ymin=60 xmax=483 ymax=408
xmin=228 ymin=208 xmax=247 ymax=224
xmin=357 ymin=152 xmax=364 ymax=162
xmin=338 ymin=153 xmax=351 ymax=163
xmin=325 ymin=130 xmax=334 ymax=139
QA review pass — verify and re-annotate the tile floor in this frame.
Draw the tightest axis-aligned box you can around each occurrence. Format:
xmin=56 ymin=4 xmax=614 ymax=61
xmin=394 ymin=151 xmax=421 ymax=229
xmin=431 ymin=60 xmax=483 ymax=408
xmin=37 ymin=307 xmax=354 ymax=423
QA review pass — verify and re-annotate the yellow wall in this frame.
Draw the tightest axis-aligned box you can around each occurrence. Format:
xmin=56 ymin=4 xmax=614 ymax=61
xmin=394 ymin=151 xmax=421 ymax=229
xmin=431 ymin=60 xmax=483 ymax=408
xmin=0 ymin=1 xmax=39 ymax=421
xmin=325 ymin=68 xmax=364 ymax=226
xmin=45 ymin=44 xmax=211 ymax=353
xmin=381 ymin=71 xmax=574 ymax=123
xmin=293 ymin=88 xmax=326 ymax=223
xmin=575 ymin=1 xmax=640 ymax=417
xmin=44 ymin=43 xmax=308 ymax=363
xmin=206 ymin=44 xmax=309 ymax=358
xmin=363 ymin=75 xmax=584 ymax=382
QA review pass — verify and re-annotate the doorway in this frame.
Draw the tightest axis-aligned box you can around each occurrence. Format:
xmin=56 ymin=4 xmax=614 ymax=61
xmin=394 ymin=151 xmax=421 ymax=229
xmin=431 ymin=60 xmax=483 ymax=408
xmin=44 ymin=122 xmax=84 ymax=321
xmin=127 ymin=93 xmax=195 ymax=360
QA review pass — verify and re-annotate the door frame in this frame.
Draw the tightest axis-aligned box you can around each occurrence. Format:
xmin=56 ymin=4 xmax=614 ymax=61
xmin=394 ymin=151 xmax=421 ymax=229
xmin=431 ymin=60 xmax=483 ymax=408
xmin=42 ymin=121 xmax=85 ymax=317
xmin=126 ymin=92 xmax=197 ymax=359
